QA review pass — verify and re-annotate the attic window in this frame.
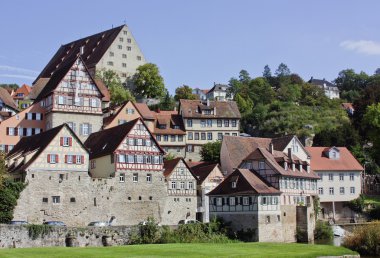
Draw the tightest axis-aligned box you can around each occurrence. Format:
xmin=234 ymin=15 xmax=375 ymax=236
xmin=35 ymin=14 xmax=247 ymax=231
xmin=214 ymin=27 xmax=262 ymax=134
xmin=231 ymin=181 xmax=237 ymax=188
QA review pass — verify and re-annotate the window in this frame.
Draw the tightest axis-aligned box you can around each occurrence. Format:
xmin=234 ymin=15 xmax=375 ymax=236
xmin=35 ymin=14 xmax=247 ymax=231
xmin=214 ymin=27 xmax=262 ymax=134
xmin=52 ymin=196 xmax=60 ymax=204
xmin=91 ymin=98 xmax=98 ymax=107
xmin=350 ymin=173 xmax=355 ymax=181
xmin=61 ymin=137 xmax=71 ymax=147
xmin=231 ymin=181 xmax=237 ymax=188
xmin=163 ymin=135 xmax=168 ymax=142
xmin=224 ymin=120 xmax=229 ymax=127
xmin=66 ymin=155 xmax=73 ymax=164
xmin=147 ymin=174 xmax=152 ymax=182
xmin=127 ymin=46 xmax=131 ymax=51
xmin=217 ymin=120 xmax=222 ymax=127
xmin=171 ymin=181 xmax=176 ymax=189
xmin=127 ymin=108 xmax=135 ymax=114
xmin=266 ymin=216 xmax=271 ymax=223
xmin=156 ymin=135 xmax=161 ymax=141
xmin=339 ymin=173 xmax=344 ymax=181
xmin=329 ymin=187 xmax=334 ymax=195
xmin=70 ymin=197 xmax=76 ymax=203
xmin=76 ymin=155 xmax=83 ymax=164
xmin=107 ymin=61 xmax=114 ymax=66
xmin=7 ymin=127 xmax=15 ymax=136
xmin=133 ymin=173 xmax=138 ymax=182
xmin=180 ymin=182 xmax=185 ymax=189
xmin=122 ymin=63 xmax=127 ymax=68
xmin=188 ymin=181 xmax=193 ymax=189
xmin=207 ymin=133 xmax=213 ymax=140
xmin=119 ymin=37 xmax=123 ymax=42
xmin=109 ymin=51 xmax=114 ymax=56
xmin=127 ymin=38 xmax=132 ymax=43
xmin=187 ymin=145 xmax=193 ymax=152
xmin=232 ymin=120 xmax=237 ymax=127
xmin=67 ymin=122 xmax=76 ymax=132
xmin=58 ymin=95 xmax=65 ymax=105
xmin=328 ymin=173 xmax=334 ymax=181
xmin=207 ymin=120 xmax=212 ymax=127
xmin=136 ymin=155 xmax=144 ymax=163
xmin=42 ymin=197 xmax=48 ymax=203
xmin=119 ymin=173 xmax=125 ymax=182
xmin=350 ymin=187 xmax=355 ymax=194
xmin=48 ymin=154 xmax=58 ymax=164
xmin=230 ymin=197 xmax=235 ymax=206
xmin=137 ymin=56 xmax=142 ymax=61
xmin=80 ymin=123 xmax=91 ymax=136
xmin=187 ymin=119 xmax=192 ymax=127
xmin=118 ymin=154 xmax=126 ymax=163
xmin=178 ymin=135 xmax=183 ymax=142
xmin=188 ymin=132 xmax=193 ymax=140
xmin=118 ymin=45 xmax=122 ymax=49
xmin=218 ymin=133 xmax=223 ymax=140
xmin=171 ymin=135 xmax=176 ymax=142
xmin=200 ymin=120 xmax=206 ymax=127
xmin=340 ymin=187 xmax=345 ymax=195
xmin=232 ymin=133 xmax=238 ymax=136
xmin=201 ymin=133 xmax=206 ymax=140
xmin=123 ymin=31 xmax=127 ymax=35
xmin=122 ymin=54 xmax=127 ymax=58
xmin=90 ymin=160 xmax=96 ymax=169
xmin=259 ymin=161 xmax=265 ymax=170
xmin=318 ymin=173 xmax=323 ymax=181
xmin=261 ymin=197 xmax=267 ymax=205
xmin=216 ymin=197 xmax=223 ymax=206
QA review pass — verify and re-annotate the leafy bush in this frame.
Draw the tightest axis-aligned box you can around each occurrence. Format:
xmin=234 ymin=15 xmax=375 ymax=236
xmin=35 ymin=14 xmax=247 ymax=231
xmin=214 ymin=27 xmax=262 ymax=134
xmin=314 ymin=220 xmax=333 ymax=240
xmin=27 ymin=224 xmax=53 ymax=240
xmin=345 ymin=194 xmax=365 ymax=213
xmin=368 ymin=205 xmax=380 ymax=220
xmin=0 ymin=179 xmax=25 ymax=223
xmin=343 ymin=221 xmax=380 ymax=256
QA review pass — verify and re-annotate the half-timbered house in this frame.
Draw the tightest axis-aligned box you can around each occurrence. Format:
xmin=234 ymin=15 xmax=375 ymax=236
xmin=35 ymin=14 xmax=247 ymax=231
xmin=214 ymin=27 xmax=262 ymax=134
xmin=208 ymin=168 xmax=282 ymax=242
xmin=161 ymin=158 xmax=197 ymax=224
xmin=34 ymin=56 xmax=105 ymax=142
xmin=188 ymin=162 xmax=224 ymax=222
xmin=6 ymin=124 xmax=91 ymax=225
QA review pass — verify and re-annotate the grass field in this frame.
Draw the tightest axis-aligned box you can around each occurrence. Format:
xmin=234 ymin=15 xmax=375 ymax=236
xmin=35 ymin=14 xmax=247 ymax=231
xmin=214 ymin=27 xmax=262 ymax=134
xmin=0 ymin=242 xmax=357 ymax=258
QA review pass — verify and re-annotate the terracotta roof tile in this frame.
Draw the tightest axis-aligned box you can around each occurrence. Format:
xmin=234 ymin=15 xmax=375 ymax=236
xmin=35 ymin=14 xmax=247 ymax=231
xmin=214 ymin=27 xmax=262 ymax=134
xmin=134 ymin=103 xmax=154 ymax=119
xmin=179 ymin=99 xmax=241 ymax=119
xmin=305 ymin=147 xmax=363 ymax=171
xmin=29 ymin=78 xmax=50 ymax=100
xmin=0 ymin=87 xmax=18 ymax=111
xmin=153 ymin=112 xmax=186 ymax=135
xmin=94 ymin=79 xmax=110 ymax=102
xmin=188 ymin=162 xmax=221 ymax=183
xmin=208 ymin=169 xmax=280 ymax=196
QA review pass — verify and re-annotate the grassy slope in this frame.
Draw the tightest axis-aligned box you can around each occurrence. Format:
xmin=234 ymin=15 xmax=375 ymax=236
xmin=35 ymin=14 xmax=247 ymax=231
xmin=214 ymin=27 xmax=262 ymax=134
xmin=0 ymin=243 xmax=357 ymax=258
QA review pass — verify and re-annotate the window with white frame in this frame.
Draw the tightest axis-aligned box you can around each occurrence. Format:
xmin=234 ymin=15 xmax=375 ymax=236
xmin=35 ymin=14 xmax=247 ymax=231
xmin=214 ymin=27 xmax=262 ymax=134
xmin=127 ymin=155 xmax=134 ymax=163
xmin=329 ymin=187 xmax=334 ymax=195
xmin=136 ymin=155 xmax=144 ymax=163
xmin=118 ymin=154 xmax=126 ymax=163
xmin=133 ymin=173 xmax=138 ymax=182
xmin=187 ymin=119 xmax=192 ymax=127
xmin=224 ymin=120 xmax=229 ymax=127
xmin=216 ymin=197 xmax=222 ymax=206
xmin=340 ymin=187 xmax=345 ymax=195
xmin=231 ymin=181 xmax=237 ymax=188
xmin=350 ymin=187 xmax=355 ymax=194
xmin=66 ymin=155 xmax=73 ymax=164
xmin=171 ymin=181 xmax=176 ymax=189
xmin=146 ymin=174 xmax=152 ymax=182
xmin=261 ymin=197 xmax=267 ymax=205
xmin=230 ymin=197 xmax=235 ymax=206
xmin=188 ymin=181 xmax=193 ymax=189
xmin=81 ymin=123 xmax=90 ymax=136
xmin=232 ymin=120 xmax=237 ymax=127
xmin=76 ymin=155 xmax=83 ymax=164
xmin=91 ymin=98 xmax=98 ymax=107
xmin=119 ymin=173 xmax=125 ymax=182
xmin=243 ymin=197 xmax=249 ymax=205
xmin=48 ymin=154 xmax=58 ymax=164
xmin=259 ymin=161 xmax=265 ymax=170
xmin=350 ymin=173 xmax=355 ymax=181
xmin=180 ymin=182 xmax=185 ymax=189
xmin=339 ymin=173 xmax=344 ymax=181
xmin=62 ymin=137 xmax=71 ymax=146
xmin=328 ymin=173 xmax=334 ymax=181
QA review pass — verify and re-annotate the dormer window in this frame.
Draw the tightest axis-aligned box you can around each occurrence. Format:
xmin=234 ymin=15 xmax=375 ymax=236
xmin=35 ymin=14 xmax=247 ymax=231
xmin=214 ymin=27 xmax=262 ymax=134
xmin=259 ymin=161 xmax=265 ymax=170
xmin=173 ymin=125 xmax=180 ymax=129
xmin=326 ymin=147 xmax=340 ymax=160
xmin=158 ymin=124 xmax=166 ymax=129
xmin=231 ymin=181 xmax=237 ymax=188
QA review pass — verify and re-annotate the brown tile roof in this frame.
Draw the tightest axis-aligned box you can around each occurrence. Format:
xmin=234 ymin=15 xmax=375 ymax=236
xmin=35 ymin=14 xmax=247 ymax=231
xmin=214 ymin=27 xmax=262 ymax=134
xmin=153 ymin=112 xmax=186 ymax=135
xmin=163 ymin=158 xmax=196 ymax=178
xmin=208 ymin=169 xmax=281 ymax=196
xmin=0 ymin=87 xmax=18 ymax=111
xmin=179 ymin=99 xmax=241 ymax=119
xmin=85 ymin=118 xmax=164 ymax=159
xmin=188 ymin=162 xmax=221 ymax=183
xmin=0 ymin=111 xmax=13 ymax=120
xmin=12 ymin=84 xmax=32 ymax=100
xmin=34 ymin=25 xmax=125 ymax=84
xmin=6 ymin=124 xmax=85 ymax=172
xmin=305 ymin=147 xmax=363 ymax=171
xmin=342 ymin=102 xmax=354 ymax=110
xmin=245 ymin=148 xmax=319 ymax=179
xmin=29 ymin=78 xmax=50 ymax=100
xmin=134 ymin=103 xmax=155 ymax=120
xmin=94 ymin=79 xmax=110 ymax=102
xmin=34 ymin=56 xmax=104 ymax=103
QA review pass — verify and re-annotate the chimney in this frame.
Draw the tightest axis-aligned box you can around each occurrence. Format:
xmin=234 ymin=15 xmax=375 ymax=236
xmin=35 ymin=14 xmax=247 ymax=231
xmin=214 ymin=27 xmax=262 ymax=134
xmin=269 ymin=143 xmax=274 ymax=154
xmin=288 ymin=148 xmax=292 ymax=160
xmin=80 ymin=46 xmax=84 ymax=55
xmin=292 ymin=163 xmax=295 ymax=172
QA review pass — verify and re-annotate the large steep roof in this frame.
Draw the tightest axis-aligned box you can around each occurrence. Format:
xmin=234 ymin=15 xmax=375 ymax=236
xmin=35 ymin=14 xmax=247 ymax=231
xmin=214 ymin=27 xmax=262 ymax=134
xmin=179 ymin=99 xmax=241 ymax=119
xmin=0 ymin=87 xmax=18 ymax=111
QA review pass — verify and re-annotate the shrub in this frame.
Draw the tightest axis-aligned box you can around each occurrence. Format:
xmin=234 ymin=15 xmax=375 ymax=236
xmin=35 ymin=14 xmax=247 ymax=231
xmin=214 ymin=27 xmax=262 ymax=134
xmin=314 ymin=220 xmax=333 ymax=240
xmin=345 ymin=195 xmax=365 ymax=213
xmin=343 ymin=221 xmax=380 ymax=256
xmin=27 ymin=224 xmax=53 ymax=240
xmin=367 ymin=205 xmax=380 ymax=220
xmin=0 ymin=179 xmax=25 ymax=223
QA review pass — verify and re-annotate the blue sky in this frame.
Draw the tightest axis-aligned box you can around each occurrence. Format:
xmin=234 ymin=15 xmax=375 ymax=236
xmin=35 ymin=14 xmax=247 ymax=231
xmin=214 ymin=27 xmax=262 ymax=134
xmin=0 ymin=0 xmax=379 ymax=93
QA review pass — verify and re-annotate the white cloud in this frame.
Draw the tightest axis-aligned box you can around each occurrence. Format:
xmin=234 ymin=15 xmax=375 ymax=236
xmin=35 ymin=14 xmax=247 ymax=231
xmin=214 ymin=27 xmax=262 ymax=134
xmin=0 ymin=74 xmax=36 ymax=80
xmin=0 ymin=65 xmax=39 ymax=75
xmin=340 ymin=40 xmax=380 ymax=55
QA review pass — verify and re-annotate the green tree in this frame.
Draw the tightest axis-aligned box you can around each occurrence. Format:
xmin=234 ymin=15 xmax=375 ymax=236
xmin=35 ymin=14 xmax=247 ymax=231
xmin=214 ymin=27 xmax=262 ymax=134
xmin=248 ymin=78 xmax=275 ymax=105
xmin=234 ymin=93 xmax=253 ymax=114
xmin=277 ymin=84 xmax=301 ymax=103
xmin=334 ymin=69 xmax=369 ymax=102
xmin=263 ymin=65 xmax=271 ymax=78
xmin=275 ymin=63 xmax=291 ymax=77
xmin=363 ymin=103 xmax=380 ymax=165
xmin=174 ymin=85 xmax=197 ymax=101
xmin=96 ymin=69 xmax=135 ymax=105
xmin=159 ymin=91 xmax=176 ymax=111
xmin=200 ymin=141 xmax=222 ymax=162
xmin=133 ymin=63 xmax=166 ymax=98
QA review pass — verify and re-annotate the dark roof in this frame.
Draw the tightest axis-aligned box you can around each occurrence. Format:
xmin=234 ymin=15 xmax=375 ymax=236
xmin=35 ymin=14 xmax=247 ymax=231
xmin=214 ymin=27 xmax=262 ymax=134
xmin=208 ymin=169 xmax=280 ymax=196
xmin=179 ymin=99 xmax=241 ymax=119
xmin=0 ymin=88 xmax=18 ymax=111
xmin=34 ymin=56 xmax=104 ymax=103
xmin=85 ymin=118 xmax=164 ymax=159
xmin=7 ymin=124 xmax=85 ymax=172
xmin=28 ymin=78 xmax=50 ymax=100
xmin=309 ymin=78 xmax=336 ymax=88
xmin=188 ymin=162 xmax=220 ymax=183
xmin=34 ymin=25 xmax=125 ymax=84
xmin=208 ymin=84 xmax=229 ymax=93
xmin=163 ymin=158 xmax=196 ymax=178
xmin=154 ymin=112 xmax=186 ymax=135
xmin=271 ymin=135 xmax=294 ymax=151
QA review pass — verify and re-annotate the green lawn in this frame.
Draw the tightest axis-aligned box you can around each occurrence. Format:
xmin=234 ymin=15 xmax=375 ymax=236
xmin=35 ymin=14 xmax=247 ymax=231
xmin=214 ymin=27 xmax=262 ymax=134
xmin=0 ymin=243 xmax=357 ymax=258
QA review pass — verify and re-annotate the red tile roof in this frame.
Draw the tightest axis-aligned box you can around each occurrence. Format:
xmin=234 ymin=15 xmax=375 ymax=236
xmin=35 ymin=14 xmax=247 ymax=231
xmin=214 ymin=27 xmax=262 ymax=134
xmin=134 ymin=103 xmax=155 ymax=120
xmin=163 ymin=158 xmax=195 ymax=178
xmin=94 ymin=79 xmax=110 ymax=102
xmin=179 ymin=99 xmax=241 ymax=119
xmin=188 ymin=162 xmax=221 ymax=183
xmin=305 ymin=147 xmax=363 ymax=171
xmin=12 ymin=84 xmax=32 ymax=100
xmin=153 ymin=111 xmax=186 ymax=135
xmin=0 ymin=87 xmax=18 ymax=111
xmin=208 ymin=169 xmax=280 ymax=196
